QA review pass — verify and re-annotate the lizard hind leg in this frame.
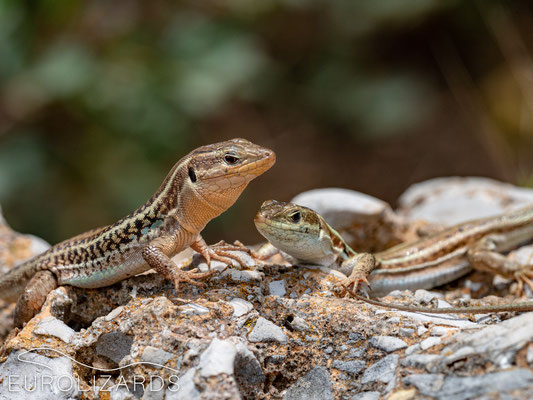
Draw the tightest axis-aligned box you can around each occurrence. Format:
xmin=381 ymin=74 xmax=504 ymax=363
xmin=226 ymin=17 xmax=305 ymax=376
xmin=14 ymin=270 xmax=58 ymax=328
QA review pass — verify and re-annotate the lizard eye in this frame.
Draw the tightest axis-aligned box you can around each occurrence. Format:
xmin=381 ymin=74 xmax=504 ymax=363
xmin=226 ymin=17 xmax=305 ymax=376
xmin=224 ymin=154 xmax=239 ymax=165
xmin=290 ymin=212 xmax=301 ymax=223
xmin=188 ymin=167 xmax=197 ymax=183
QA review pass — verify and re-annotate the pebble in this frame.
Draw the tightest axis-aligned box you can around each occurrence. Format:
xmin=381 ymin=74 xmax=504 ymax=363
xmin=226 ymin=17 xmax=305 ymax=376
xmin=229 ymin=298 xmax=254 ymax=318
xmin=417 ymin=326 xmax=428 ymax=336
xmin=283 ymin=365 xmax=334 ymax=400
xmin=420 ymin=337 xmax=441 ymax=351
xmin=528 ymin=346 xmax=533 ymax=365
xmin=0 ymin=351 xmax=79 ymax=399
xmin=414 ymin=289 xmax=437 ymax=304
xmin=361 ymin=354 xmax=398 ymax=384
xmin=199 ymin=338 xmax=236 ymax=377
xmin=249 ymin=317 xmax=288 ymax=344
xmin=431 ymin=326 xmax=454 ymax=337
xmin=234 ymin=343 xmax=265 ymax=385
xmin=269 ymin=280 xmax=287 ymax=297
xmin=105 ymin=306 xmax=125 ymax=321
xmin=179 ymin=303 xmax=210 ymax=315
xmin=140 ymin=346 xmax=174 ymax=369
xmin=34 ymin=316 xmax=75 ymax=344
xmin=404 ymin=344 xmax=420 ymax=355
xmin=399 ymin=328 xmax=414 ymax=337
xmin=404 ymin=369 xmax=533 ymax=399
xmin=351 ymin=392 xmax=381 ymax=400
xmin=331 ymin=360 xmax=366 ymax=375
xmin=95 ymin=332 xmax=134 ymax=364
xmin=166 ymin=368 xmax=200 ymax=400
xmin=401 ymin=354 xmax=440 ymax=369
xmin=369 ymin=336 xmax=407 ymax=352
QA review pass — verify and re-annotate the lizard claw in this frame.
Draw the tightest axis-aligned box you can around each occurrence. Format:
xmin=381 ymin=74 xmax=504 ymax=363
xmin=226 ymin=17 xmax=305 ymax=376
xmin=202 ymin=241 xmax=254 ymax=269
xmin=172 ymin=268 xmax=218 ymax=291
xmin=513 ymin=270 xmax=533 ymax=297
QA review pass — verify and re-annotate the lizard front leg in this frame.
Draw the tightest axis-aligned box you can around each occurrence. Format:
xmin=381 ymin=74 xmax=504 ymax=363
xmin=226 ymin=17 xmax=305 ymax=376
xmin=14 ymin=270 xmax=58 ymax=327
xmin=467 ymin=232 xmax=533 ymax=295
xmin=142 ymin=235 xmax=216 ymax=292
xmin=339 ymin=253 xmax=377 ymax=294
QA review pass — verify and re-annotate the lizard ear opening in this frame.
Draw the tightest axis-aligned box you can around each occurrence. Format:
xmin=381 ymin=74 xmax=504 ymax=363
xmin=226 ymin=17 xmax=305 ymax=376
xmin=188 ymin=167 xmax=197 ymax=183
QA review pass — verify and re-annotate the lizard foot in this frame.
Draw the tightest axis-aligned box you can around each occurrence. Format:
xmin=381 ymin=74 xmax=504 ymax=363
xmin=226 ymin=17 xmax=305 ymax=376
xmin=204 ymin=241 xmax=254 ymax=269
xmin=172 ymin=268 xmax=218 ymax=292
xmin=514 ymin=269 xmax=533 ymax=296
xmin=340 ymin=272 xmax=371 ymax=295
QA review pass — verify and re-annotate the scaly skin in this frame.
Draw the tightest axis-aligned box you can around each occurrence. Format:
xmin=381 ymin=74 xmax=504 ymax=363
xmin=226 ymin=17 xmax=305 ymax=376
xmin=0 ymin=138 xmax=275 ymax=326
xmin=254 ymin=200 xmax=533 ymax=314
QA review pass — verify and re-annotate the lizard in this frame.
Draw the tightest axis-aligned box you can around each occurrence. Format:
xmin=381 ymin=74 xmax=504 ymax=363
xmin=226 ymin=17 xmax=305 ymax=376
xmin=0 ymin=138 xmax=275 ymax=327
xmin=253 ymin=199 xmax=533 ymax=314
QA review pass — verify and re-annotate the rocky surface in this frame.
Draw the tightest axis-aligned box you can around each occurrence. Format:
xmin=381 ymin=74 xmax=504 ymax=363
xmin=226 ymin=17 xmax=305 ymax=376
xmin=1 ymin=177 xmax=533 ymax=399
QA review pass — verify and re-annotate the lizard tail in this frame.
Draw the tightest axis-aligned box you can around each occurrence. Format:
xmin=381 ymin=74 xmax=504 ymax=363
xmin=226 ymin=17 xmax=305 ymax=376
xmin=0 ymin=260 xmax=42 ymax=302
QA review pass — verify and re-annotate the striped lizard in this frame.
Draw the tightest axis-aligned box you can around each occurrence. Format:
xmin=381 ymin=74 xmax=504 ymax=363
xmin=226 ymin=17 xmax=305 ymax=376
xmin=0 ymin=138 xmax=275 ymax=327
xmin=254 ymin=200 xmax=533 ymax=313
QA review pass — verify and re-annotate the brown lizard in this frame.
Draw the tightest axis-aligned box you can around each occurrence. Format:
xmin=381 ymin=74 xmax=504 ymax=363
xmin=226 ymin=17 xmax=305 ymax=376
xmin=0 ymin=138 xmax=275 ymax=327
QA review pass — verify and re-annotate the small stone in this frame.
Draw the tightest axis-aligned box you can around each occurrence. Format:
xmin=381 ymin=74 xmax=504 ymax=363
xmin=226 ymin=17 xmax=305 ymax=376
xmin=417 ymin=326 xmax=428 ymax=336
xmin=349 ymin=332 xmax=364 ymax=341
xmin=387 ymin=317 xmax=401 ymax=324
xmin=431 ymin=326 xmax=454 ymax=337
xmin=369 ymin=336 xmax=407 ymax=352
xmin=234 ymin=343 xmax=265 ymax=385
xmin=229 ymin=298 xmax=254 ymax=318
xmin=199 ymin=338 xmax=236 ymax=377
xmin=420 ymin=337 xmax=442 ymax=351
xmin=351 ymin=392 xmax=381 ymax=400
xmin=140 ymin=346 xmax=174 ymax=369
xmin=0 ymin=351 xmax=79 ymax=400
xmin=361 ymin=354 xmax=398 ymax=384
xmin=34 ymin=316 xmax=75 ymax=343
xmin=414 ymin=289 xmax=436 ymax=304
xmin=230 ymin=269 xmax=264 ymax=283
xmin=405 ymin=344 xmax=420 ymax=355
xmin=283 ymin=365 xmax=334 ymax=400
xmin=347 ymin=348 xmax=366 ymax=359
xmin=179 ymin=303 xmax=209 ymax=315
xmin=401 ymin=354 xmax=440 ymax=369
xmin=331 ymin=360 xmax=366 ymax=375
xmin=399 ymin=328 xmax=415 ymax=337
xmin=249 ymin=317 xmax=288 ymax=344
xmin=166 ymin=368 xmax=200 ymax=400
xmin=527 ymin=346 xmax=533 ymax=365
xmin=105 ymin=306 xmax=125 ymax=321
xmin=290 ymin=316 xmax=309 ymax=332
xmin=269 ymin=280 xmax=287 ymax=296
xmin=95 ymin=332 xmax=134 ymax=364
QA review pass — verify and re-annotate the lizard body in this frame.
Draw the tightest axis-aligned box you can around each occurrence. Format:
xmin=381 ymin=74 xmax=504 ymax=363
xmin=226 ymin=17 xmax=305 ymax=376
xmin=254 ymin=200 xmax=533 ymax=314
xmin=1 ymin=138 xmax=275 ymax=326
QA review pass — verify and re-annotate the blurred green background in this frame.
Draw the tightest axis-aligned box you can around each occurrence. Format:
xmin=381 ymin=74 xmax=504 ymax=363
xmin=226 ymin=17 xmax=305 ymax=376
xmin=1 ymin=0 xmax=533 ymax=245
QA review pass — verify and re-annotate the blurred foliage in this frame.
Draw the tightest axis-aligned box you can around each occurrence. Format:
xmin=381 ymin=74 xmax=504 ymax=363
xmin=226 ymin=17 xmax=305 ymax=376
xmin=1 ymin=0 xmax=533 ymax=243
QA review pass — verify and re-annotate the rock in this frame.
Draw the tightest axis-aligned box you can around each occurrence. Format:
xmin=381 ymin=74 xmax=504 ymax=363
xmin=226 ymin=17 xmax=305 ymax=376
xmin=229 ymin=298 xmax=254 ymax=318
xmin=95 ymin=331 xmax=134 ymax=364
xmin=361 ymin=354 xmax=398 ymax=384
xmin=166 ymin=368 xmax=200 ymax=400
xmin=401 ymin=354 xmax=440 ymax=369
xmin=249 ymin=317 xmax=288 ymax=344
xmin=269 ymin=280 xmax=287 ymax=296
xmin=0 ymin=351 xmax=79 ymax=399
xmin=414 ymin=289 xmax=437 ymax=304
xmin=34 ymin=316 xmax=75 ymax=343
xmin=234 ymin=343 xmax=265 ymax=385
xmin=351 ymin=392 xmax=381 ymax=400
xmin=283 ymin=365 xmax=334 ymax=400
xmin=369 ymin=336 xmax=407 ymax=352
xmin=199 ymin=338 xmax=237 ymax=377
xmin=331 ymin=360 xmax=366 ymax=375
xmin=420 ymin=337 xmax=441 ymax=351
xmin=404 ymin=369 xmax=533 ymax=399
xmin=140 ymin=346 xmax=174 ymax=369
xmin=398 ymin=177 xmax=533 ymax=225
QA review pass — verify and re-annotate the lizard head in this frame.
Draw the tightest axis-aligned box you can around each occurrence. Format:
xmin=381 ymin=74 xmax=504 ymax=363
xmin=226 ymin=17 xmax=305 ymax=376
xmin=176 ymin=138 xmax=275 ymax=232
xmin=254 ymin=200 xmax=347 ymax=266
